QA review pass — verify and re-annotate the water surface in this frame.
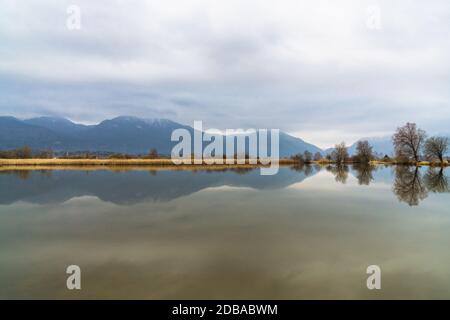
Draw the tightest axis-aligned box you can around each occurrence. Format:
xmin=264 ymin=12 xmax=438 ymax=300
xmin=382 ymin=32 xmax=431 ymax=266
xmin=0 ymin=165 xmax=449 ymax=299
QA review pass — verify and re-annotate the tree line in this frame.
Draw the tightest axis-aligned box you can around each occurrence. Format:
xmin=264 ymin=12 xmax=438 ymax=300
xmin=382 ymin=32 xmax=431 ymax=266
xmin=0 ymin=146 xmax=53 ymax=159
xmin=291 ymin=122 xmax=449 ymax=166
xmin=0 ymin=147 xmax=162 ymax=159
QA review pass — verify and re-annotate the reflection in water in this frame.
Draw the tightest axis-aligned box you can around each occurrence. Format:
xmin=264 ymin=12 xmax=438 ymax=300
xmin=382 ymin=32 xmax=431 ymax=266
xmin=424 ymin=167 xmax=450 ymax=193
xmin=392 ymin=166 xmax=450 ymax=206
xmin=393 ymin=166 xmax=428 ymax=206
xmin=0 ymin=166 xmax=316 ymax=205
xmin=326 ymin=165 xmax=349 ymax=184
xmin=290 ymin=163 xmax=314 ymax=177
xmin=0 ymin=170 xmax=31 ymax=180
xmin=353 ymin=164 xmax=376 ymax=186
xmin=1 ymin=166 xmax=450 ymax=299
xmin=1 ymin=165 xmax=447 ymax=206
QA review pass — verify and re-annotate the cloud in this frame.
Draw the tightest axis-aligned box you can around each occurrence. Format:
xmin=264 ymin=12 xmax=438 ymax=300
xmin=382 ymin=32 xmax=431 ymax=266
xmin=1 ymin=0 xmax=449 ymax=147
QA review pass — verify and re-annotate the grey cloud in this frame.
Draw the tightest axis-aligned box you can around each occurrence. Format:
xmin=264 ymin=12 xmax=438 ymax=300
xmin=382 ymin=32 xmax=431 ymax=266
xmin=1 ymin=0 xmax=449 ymax=147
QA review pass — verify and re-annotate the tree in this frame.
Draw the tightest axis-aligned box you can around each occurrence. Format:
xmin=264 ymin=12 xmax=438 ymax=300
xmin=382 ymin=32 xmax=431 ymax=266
xmin=303 ymin=150 xmax=312 ymax=163
xmin=148 ymin=148 xmax=158 ymax=159
xmin=332 ymin=142 xmax=348 ymax=164
xmin=424 ymin=136 xmax=449 ymax=164
xmin=291 ymin=153 xmax=304 ymax=163
xmin=36 ymin=149 xmax=54 ymax=159
xmin=392 ymin=123 xmax=426 ymax=162
xmin=16 ymin=146 xmax=32 ymax=159
xmin=355 ymin=140 xmax=373 ymax=163
xmin=313 ymin=152 xmax=322 ymax=161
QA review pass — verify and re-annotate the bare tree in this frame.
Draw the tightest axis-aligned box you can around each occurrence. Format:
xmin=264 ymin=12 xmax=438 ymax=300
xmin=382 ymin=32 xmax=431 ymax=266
xmin=148 ymin=148 xmax=158 ymax=159
xmin=313 ymin=152 xmax=322 ymax=161
xmin=15 ymin=146 xmax=32 ymax=159
xmin=392 ymin=123 xmax=426 ymax=162
xmin=355 ymin=140 xmax=373 ymax=163
xmin=332 ymin=142 xmax=348 ymax=164
xmin=303 ymin=150 xmax=312 ymax=163
xmin=291 ymin=153 xmax=304 ymax=163
xmin=424 ymin=136 xmax=449 ymax=164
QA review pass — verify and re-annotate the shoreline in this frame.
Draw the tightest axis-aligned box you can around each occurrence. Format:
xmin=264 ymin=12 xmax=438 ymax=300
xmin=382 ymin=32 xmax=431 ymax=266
xmin=0 ymin=158 xmax=447 ymax=171
xmin=0 ymin=158 xmax=297 ymax=171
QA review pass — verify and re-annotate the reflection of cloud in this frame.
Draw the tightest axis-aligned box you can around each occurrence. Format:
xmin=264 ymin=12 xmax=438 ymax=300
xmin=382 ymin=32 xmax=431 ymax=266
xmin=289 ymin=170 xmax=346 ymax=191
xmin=62 ymin=195 xmax=102 ymax=204
xmin=1 ymin=0 xmax=450 ymax=146
xmin=202 ymin=185 xmax=255 ymax=192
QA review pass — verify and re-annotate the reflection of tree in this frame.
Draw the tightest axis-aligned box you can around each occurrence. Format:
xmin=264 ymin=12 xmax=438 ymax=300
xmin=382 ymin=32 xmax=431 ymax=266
xmin=327 ymin=165 xmax=349 ymax=184
xmin=231 ymin=167 xmax=254 ymax=175
xmin=393 ymin=166 xmax=428 ymax=206
xmin=0 ymin=170 xmax=31 ymax=180
xmin=424 ymin=168 xmax=449 ymax=193
xmin=38 ymin=170 xmax=52 ymax=178
xmin=290 ymin=164 xmax=314 ymax=177
xmin=353 ymin=164 xmax=376 ymax=185
xmin=290 ymin=162 xmax=305 ymax=172
xmin=304 ymin=165 xmax=313 ymax=177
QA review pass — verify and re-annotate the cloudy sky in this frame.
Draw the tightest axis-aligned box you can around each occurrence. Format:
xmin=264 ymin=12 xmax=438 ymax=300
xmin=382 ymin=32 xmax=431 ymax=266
xmin=1 ymin=0 xmax=449 ymax=148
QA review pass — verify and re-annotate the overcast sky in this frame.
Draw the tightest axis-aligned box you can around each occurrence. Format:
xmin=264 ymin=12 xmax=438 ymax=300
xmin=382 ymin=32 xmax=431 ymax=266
xmin=1 ymin=0 xmax=449 ymax=148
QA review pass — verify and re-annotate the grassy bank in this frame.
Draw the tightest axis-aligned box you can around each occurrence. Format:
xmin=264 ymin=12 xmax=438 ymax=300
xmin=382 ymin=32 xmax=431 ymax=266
xmin=0 ymin=158 xmax=298 ymax=171
xmin=0 ymin=158 xmax=447 ymax=170
xmin=307 ymin=159 xmax=448 ymax=167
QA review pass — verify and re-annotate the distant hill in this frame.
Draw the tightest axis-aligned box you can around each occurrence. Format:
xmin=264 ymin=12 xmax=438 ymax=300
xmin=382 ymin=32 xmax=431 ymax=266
xmin=279 ymin=132 xmax=322 ymax=157
xmin=347 ymin=136 xmax=395 ymax=157
xmin=324 ymin=136 xmax=394 ymax=157
xmin=23 ymin=116 xmax=90 ymax=136
xmin=0 ymin=116 xmax=323 ymax=157
xmin=0 ymin=116 xmax=65 ymax=150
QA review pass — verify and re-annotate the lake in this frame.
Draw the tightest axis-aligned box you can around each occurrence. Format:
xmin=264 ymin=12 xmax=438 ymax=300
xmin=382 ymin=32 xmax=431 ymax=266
xmin=0 ymin=165 xmax=449 ymax=299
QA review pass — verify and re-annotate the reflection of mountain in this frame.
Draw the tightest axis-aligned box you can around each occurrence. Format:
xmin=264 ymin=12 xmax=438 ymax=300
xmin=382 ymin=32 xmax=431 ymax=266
xmin=2 ymin=165 xmax=447 ymax=207
xmin=0 ymin=167 xmax=316 ymax=205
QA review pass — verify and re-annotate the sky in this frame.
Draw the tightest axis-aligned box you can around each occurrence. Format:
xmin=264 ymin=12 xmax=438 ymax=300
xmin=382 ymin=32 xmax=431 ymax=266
xmin=1 ymin=0 xmax=449 ymax=148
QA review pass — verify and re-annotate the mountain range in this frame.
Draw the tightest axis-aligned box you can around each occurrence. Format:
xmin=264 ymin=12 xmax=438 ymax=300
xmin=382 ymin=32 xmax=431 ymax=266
xmin=324 ymin=136 xmax=396 ymax=157
xmin=0 ymin=116 xmax=323 ymax=157
xmin=4 ymin=115 xmax=437 ymax=157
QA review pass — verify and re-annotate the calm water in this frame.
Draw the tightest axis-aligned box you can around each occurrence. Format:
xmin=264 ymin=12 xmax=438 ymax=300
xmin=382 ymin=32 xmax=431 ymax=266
xmin=0 ymin=165 xmax=449 ymax=299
